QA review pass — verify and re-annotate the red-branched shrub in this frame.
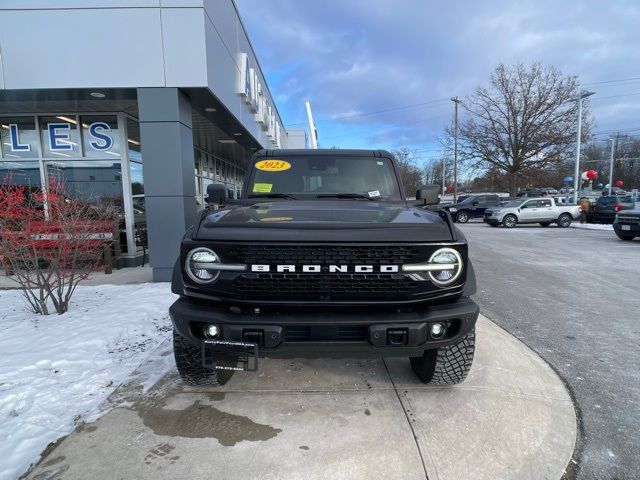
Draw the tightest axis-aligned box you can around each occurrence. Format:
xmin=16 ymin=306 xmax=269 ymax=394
xmin=0 ymin=178 xmax=116 ymax=314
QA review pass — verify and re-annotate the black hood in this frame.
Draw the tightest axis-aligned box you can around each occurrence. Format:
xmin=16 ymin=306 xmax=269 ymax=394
xmin=194 ymin=200 xmax=455 ymax=242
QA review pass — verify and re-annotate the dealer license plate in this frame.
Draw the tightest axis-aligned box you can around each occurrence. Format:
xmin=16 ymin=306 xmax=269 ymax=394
xmin=622 ymin=225 xmax=631 ymax=231
xmin=202 ymin=340 xmax=258 ymax=372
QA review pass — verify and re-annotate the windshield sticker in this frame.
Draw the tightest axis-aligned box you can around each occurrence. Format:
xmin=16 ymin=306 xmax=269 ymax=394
xmin=377 ymin=161 xmax=384 ymax=165
xmin=255 ymin=159 xmax=292 ymax=172
xmin=253 ymin=183 xmax=273 ymax=193
xmin=368 ymin=190 xmax=381 ymax=197
xmin=260 ymin=217 xmax=293 ymax=222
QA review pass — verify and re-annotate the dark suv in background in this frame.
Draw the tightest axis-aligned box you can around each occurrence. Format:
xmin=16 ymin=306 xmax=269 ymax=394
xmin=444 ymin=195 xmax=502 ymax=223
xmin=592 ymin=195 xmax=635 ymax=223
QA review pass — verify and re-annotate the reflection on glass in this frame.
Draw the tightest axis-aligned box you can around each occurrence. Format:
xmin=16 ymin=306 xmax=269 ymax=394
xmin=45 ymin=160 xmax=123 ymax=207
xmin=126 ymin=118 xmax=142 ymax=163
xmin=0 ymin=161 xmax=41 ymax=197
xmin=0 ymin=117 xmax=40 ymax=159
xmin=81 ymin=115 xmax=120 ymax=158
xmin=40 ymin=116 xmax=81 ymax=158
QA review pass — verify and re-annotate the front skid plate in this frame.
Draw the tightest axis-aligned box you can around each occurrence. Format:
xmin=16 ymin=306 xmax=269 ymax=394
xmin=202 ymin=339 xmax=258 ymax=372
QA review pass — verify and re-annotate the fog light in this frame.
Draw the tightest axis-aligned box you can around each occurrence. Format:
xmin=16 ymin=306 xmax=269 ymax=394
xmin=203 ymin=324 xmax=220 ymax=339
xmin=430 ymin=323 xmax=445 ymax=338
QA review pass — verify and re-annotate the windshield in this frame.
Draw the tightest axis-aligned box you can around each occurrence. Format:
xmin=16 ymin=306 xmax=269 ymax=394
xmin=246 ymin=156 xmax=402 ymax=200
xmin=504 ymin=199 xmax=526 ymax=207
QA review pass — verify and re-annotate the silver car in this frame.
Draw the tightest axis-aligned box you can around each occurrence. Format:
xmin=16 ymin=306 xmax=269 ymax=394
xmin=483 ymin=197 xmax=582 ymax=228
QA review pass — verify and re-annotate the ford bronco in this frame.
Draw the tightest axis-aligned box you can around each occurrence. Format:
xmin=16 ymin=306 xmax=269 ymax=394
xmin=169 ymin=149 xmax=479 ymax=386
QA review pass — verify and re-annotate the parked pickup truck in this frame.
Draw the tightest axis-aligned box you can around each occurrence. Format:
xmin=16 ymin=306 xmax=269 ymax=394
xmin=483 ymin=197 xmax=582 ymax=228
xmin=170 ymin=149 xmax=479 ymax=387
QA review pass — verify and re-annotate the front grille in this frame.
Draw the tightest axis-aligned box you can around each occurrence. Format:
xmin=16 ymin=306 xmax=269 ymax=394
xmin=283 ymin=325 xmax=367 ymax=342
xmin=232 ymin=273 xmax=416 ymax=300
xmin=617 ymin=215 xmax=640 ymax=224
xmin=226 ymin=245 xmax=421 ymax=266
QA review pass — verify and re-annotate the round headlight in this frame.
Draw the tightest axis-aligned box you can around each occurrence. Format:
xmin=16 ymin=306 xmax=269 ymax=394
xmin=428 ymin=248 xmax=463 ymax=287
xmin=185 ymin=247 xmax=221 ymax=284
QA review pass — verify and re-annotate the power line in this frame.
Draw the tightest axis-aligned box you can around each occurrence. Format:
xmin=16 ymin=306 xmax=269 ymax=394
xmin=288 ymin=97 xmax=450 ymax=126
xmin=583 ymin=76 xmax=640 ymax=86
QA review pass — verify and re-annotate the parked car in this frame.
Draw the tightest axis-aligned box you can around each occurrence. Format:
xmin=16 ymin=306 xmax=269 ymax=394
xmin=483 ymin=197 xmax=582 ymax=228
xmin=613 ymin=207 xmax=640 ymax=241
xmin=591 ymin=196 xmax=635 ymax=223
xmin=443 ymin=194 xmax=502 ymax=223
xmin=516 ymin=188 xmax=546 ymax=198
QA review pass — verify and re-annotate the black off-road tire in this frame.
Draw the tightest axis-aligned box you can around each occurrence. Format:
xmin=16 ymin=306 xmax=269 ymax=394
xmin=502 ymin=214 xmax=518 ymax=228
xmin=173 ymin=330 xmax=235 ymax=386
xmin=410 ymin=330 xmax=475 ymax=385
xmin=557 ymin=213 xmax=572 ymax=228
xmin=616 ymin=232 xmax=635 ymax=241
xmin=539 ymin=222 xmax=552 ymax=227
xmin=455 ymin=211 xmax=470 ymax=223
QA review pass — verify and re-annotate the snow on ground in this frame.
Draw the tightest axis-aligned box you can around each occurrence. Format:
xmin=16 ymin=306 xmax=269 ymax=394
xmin=571 ymin=222 xmax=614 ymax=231
xmin=0 ymin=283 xmax=176 ymax=480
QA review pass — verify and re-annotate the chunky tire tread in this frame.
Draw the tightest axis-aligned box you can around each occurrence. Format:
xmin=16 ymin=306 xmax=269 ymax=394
xmin=410 ymin=330 xmax=475 ymax=385
xmin=173 ymin=330 xmax=234 ymax=386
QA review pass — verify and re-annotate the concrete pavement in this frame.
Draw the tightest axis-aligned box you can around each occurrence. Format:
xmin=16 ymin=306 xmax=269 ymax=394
xmin=25 ymin=315 xmax=576 ymax=480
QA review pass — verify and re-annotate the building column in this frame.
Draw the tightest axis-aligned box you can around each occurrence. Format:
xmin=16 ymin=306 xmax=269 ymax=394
xmin=138 ymin=88 xmax=197 ymax=282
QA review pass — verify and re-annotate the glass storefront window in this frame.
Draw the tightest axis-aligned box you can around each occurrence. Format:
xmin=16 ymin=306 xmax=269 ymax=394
xmin=45 ymin=160 xmax=123 ymax=207
xmin=126 ymin=118 xmax=142 ymax=163
xmin=40 ymin=116 xmax=81 ymax=158
xmin=0 ymin=161 xmax=42 ymax=196
xmin=81 ymin=115 xmax=120 ymax=159
xmin=1 ymin=117 xmax=40 ymax=159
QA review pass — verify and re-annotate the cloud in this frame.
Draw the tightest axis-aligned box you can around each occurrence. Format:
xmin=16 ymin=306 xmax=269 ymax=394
xmin=236 ymin=0 xmax=640 ymax=158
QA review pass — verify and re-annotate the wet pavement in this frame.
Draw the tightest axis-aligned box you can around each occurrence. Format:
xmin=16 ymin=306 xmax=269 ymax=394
xmin=25 ymin=314 xmax=576 ymax=480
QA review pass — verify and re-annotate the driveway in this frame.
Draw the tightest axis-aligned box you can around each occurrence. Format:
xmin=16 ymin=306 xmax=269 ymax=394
xmin=459 ymin=222 xmax=640 ymax=479
xmin=25 ymin=315 xmax=575 ymax=480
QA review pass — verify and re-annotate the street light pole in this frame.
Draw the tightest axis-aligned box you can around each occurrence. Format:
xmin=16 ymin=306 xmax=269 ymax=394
xmin=573 ymin=90 xmax=595 ymax=203
xmin=441 ymin=154 xmax=446 ymax=198
xmin=608 ymin=138 xmax=615 ymax=196
xmin=451 ymin=97 xmax=462 ymax=203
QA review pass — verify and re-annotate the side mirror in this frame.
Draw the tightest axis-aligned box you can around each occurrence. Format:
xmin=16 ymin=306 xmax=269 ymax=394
xmin=206 ymin=183 xmax=228 ymax=206
xmin=472 ymin=202 xmax=479 ymax=206
xmin=415 ymin=185 xmax=439 ymax=205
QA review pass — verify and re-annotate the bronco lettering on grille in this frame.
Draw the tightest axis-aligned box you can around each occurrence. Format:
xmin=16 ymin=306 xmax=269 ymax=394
xmin=250 ymin=264 xmax=400 ymax=273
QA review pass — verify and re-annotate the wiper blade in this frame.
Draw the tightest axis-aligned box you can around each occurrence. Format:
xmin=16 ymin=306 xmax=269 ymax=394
xmin=247 ymin=193 xmax=297 ymax=199
xmin=316 ymin=193 xmax=378 ymax=201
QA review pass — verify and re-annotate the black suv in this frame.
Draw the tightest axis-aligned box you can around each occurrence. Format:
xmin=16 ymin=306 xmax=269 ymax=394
xmin=443 ymin=194 xmax=502 ymax=223
xmin=169 ymin=149 xmax=479 ymax=387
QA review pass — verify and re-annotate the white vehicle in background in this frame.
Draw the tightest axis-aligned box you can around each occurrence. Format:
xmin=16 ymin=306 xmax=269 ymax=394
xmin=483 ymin=197 xmax=582 ymax=228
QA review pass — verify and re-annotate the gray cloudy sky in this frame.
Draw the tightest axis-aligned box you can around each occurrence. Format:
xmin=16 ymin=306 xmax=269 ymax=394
xmin=235 ymin=0 xmax=640 ymax=162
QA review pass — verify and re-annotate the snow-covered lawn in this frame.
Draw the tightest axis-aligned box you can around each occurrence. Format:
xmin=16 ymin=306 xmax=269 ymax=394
xmin=0 ymin=283 xmax=176 ymax=480
xmin=571 ymin=222 xmax=614 ymax=231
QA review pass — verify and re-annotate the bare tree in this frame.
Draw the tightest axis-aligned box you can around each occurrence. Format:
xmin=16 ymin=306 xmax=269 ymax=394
xmin=0 ymin=179 xmax=116 ymax=315
xmin=457 ymin=63 xmax=590 ymax=195
xmin=393 ymin=148 xmax=424 ymax=197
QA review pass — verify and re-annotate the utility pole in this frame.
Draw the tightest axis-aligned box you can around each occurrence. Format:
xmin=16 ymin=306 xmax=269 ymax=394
xmin=608 ymin=137 xmax=616 ymax=196
xmin=573 ymin=90 xmax=595 ymax=203
xmin=441 ymin=156 xmax=446 ymax=198
xmin=451 ymin=96 xmax=462 ymax=203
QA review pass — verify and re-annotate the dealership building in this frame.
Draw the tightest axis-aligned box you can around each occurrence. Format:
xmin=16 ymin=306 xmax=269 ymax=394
xmin=0 ymin=0 xmax=306 ymax=281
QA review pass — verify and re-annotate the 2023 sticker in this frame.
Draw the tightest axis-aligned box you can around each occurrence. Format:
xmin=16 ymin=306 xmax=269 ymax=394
xmin=255 ymin=159 xmax=292 ymax=172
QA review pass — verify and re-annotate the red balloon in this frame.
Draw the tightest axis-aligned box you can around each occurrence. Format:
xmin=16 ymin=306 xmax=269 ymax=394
xmin=586 ymin=169 xmax=597 ymax=180
xmin=616 ymin=180 xmax=623 ymax=187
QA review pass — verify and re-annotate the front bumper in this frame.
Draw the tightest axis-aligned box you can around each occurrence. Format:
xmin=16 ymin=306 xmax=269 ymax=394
xmin=613 ymin=221 xmax=640 ymax=235
xmin=483 ymin=216 xmax=501 ymax=225
xmin=170 ymin=297 xmax=479 ymax=358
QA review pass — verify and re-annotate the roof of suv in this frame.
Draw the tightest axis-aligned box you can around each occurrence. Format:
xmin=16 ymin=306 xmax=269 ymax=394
xmin=255 ymin=148 xmax=394 ymax=157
